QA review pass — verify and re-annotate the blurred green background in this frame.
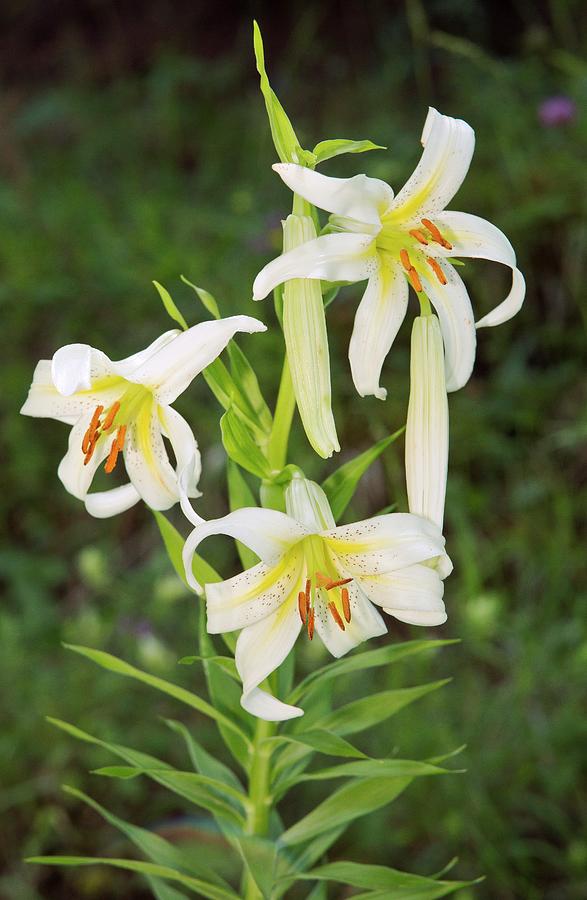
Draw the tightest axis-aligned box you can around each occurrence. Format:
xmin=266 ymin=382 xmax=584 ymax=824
xmin=1 ymin=1 xmax=586 ymax=897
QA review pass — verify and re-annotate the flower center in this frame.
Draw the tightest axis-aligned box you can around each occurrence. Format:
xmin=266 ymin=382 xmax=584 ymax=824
xmin=376 ymin=217 xmax=453 ymax=292
xmin=81 ymin=383 xmax=151 ymax=473
xmin=294 ymin=536 xmax=353 ymax=640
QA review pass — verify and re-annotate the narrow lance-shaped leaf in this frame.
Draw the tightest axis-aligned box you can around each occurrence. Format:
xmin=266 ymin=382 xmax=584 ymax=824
xmin=321 ymin=427 xmax=405 ymax=521
xmin=25 ymin=857 xmax=240 ymax=900
xmin=227 ymin=342 xmax=272 ymax=436
xmin=181 ymin=275 xmax=221 ymax=320
xmin=62 ymin=643 xmax=250 ymax=746
xmin=312 ymin=138 xmax=386 ymax=164
xmin=253 ymin=20 xmax=304 ymax=165
xmin=153 ymin=280 xmax=188 ymax=331
xmin=294 ymin=860 xmax=479 ymax=899
xmin=220 ymin=408 xmax=272 ymax=479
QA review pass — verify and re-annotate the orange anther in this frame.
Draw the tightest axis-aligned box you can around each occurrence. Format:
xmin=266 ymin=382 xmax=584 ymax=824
xmin=328 ymin=601 xmax=346 ymax=631
xmin=298 ymin=590 xmax=307 ymax=625
xmin=83 ymin=434 xmax=99 ymax=466
xmin=325 ymin=577 xmax=353 ymax=591
xmin=82 ymin=405 xmax=104 ymax=453
xmin=102 ymin=400 xmax=120 ymax=431
xmin=307 ymin=608 xmax=315 ymax=640
xmin=341 ymin=587 xmax=351 ymax=623
xmin=421 ymin=218 xmax=452 ymax=250
xmin=115 ymin=423 xmax=127 ymax=451
xmin=409 ymin=228 xmax=429 ymax=246
xmin=315 ymin=571 xmax=330 ymax=588
xmin=407 ymin=267 xmax=423 ymax=293
xmin=427 ymin=257 xmax=448 ymax=285
xmin=399 ymin=248 xmax=411 ymax=271
xmin=104 ymin=440 xmax=120 ymax=474
xmin=305 ymin=578 xmax=311 ymax=601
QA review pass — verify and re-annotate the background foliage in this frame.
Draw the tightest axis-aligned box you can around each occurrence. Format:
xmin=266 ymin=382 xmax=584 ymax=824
xmin=1 ymin=1 xmax=586 ymax=897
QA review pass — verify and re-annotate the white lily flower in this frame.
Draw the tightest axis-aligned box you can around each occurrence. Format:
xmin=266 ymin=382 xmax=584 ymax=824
xmin=21 ymin=316 xmax=266 ymax=518
xmin=182 ymin=476 xmax=451 ymax=721
xmin=405 ymin=315 xmax=449 ymax=529
xmin=253 ymin=107 xmax=525 ymax=400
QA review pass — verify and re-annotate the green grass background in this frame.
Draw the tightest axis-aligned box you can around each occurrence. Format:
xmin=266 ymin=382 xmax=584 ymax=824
xmin=1 ymin=1 xmax=586 ymax=897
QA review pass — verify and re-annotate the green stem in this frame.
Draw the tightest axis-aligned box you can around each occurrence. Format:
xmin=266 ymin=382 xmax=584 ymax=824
xmin=243 ymin=717 xmax=277 ymax=899
xmin=267 ymin=357 xmax=296 ymax=470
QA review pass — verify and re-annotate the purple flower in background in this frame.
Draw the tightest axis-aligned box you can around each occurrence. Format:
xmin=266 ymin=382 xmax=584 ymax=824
xmin=538 ymin=96 xmax=576 ymax=127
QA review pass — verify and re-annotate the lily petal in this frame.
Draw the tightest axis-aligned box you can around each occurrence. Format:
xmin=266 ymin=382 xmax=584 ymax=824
xmin=123 ymin=404 xmax=179 ymax=510
xmin=20 ymin=361 xmax=119 ymax=425
xmin=273 ymin=163 xmax=394 ymax=226
xmin=129 ymin=316 xmax=267 ymax=405
xmin=253 ymin=233 xmax=377 ymax=301
xmin=428 ymin=211 xmax=526 ymax=328
xmin=112 ymin=330 xmax=180 ymax=377
xmin=357 ymin=563 xmax=447 ymax=625
xmin=419 ymin=260 xmax=476 ymax=392
xmin=206 ymin=547 xmax=305 ymax=633
xmin=236 ymin=602 xmax=304 ymax=721
xmin=182 ymin=508 xmax=309 ymax=593
xmin=57 ymin=411 xmax=111 ymax=500
xmin=84 ymin=483 xmax=141 ymax=518
xmin=324 ymin=513 xmax=447 ymax=575
xmin=387 ymin=107 xmax=475 ymax=226
xmin=51 ymin=344 xmax=114 ymax=396
xmin=158 ymin=406 xmax=202 ymax=500
xmin=315 ymin=580 xmax=387 ymax=658
xmin=348 ymin=255 xmax=409 ymax=400
xmin=405 ymin=316 xmax=449 ymax=529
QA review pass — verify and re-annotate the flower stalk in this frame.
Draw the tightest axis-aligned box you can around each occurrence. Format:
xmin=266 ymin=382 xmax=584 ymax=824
xmin=243 ymin=717 xmax=276 ymax=900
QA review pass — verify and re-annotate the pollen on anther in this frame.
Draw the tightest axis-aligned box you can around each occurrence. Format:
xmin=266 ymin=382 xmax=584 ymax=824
xmin=427 ymin=257 xmax=448 ymax=285
xmin=115 ymin=423 xmax=127 ymax=450
xmin=399 ymin=249 xmax=411 ymax=271
xmin=325 ymin=577 xmax=353 ymax=591
xmin=104 ymin=440 xmax=120 ymax=475
xmin=407 ymin=268 xmax=423 ymax=293
xmin=409 ymin=228 xmax=429 ymax=246
xmin=328 ymin=601 xmax=346 ymax=631
xmin=307 ymin=608 xmax=315 ymax=640
xmin=298 ymin=590 xmax=307 ymax=625
xmin=341 ymin=587 xmax=351 ymax=623
xmin=102 ymin=400 xmax=121 ymax=431
xmin=83 ymin=434 xmax=98 ymax=466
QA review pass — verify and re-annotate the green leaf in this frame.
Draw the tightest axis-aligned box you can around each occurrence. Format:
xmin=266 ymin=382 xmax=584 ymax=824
xmin=312 ymin=138 xmax=386 ymax=164
xmin=322 ymin=427 xmax=405 ymax=521
xmin=26 ymin=857 xmax=240 ymax=900
xmin=153 ymin=281 xmax=188 ymax=331
xmin=227 ymin=461 xmax=260 ymax=570
xmin=280 ymin=776 xmax=412 ymax=846
xmin=62 ymin=644 xmax=250 ymax=747
xmin=153 ymin=511 xmax=221 ymax=592
xmin=268 ymin=730 xmax=368 ymax=761
xmin=314 ymin=681 xmax=451 ymax=738
xmin=203 ymin=358 xmax=267 ymax=441
xmin=163 ymin=719 xmax=244 ymax=794
xmin=288 ymin=638 xmax=457 ymax=705
xmin=180 ymin=275 xmax=221 ymax=319
xmin=296 ymin=861 xmax=477 ymax=899
xmin=227 ymin=343 xmax=272 ymax=436
xmin=178 ymin=655 xmax=239 ymax=680
xmin=221 ymin=408 xmax=272 ymax=479
xmin=197 ymin=605 xmax=252 ymax=771
xmin=235 ymin=835 xmax=278 ymax=899
xmin=62 ymin=785 xmax=229 ymax=891
xmin=148 ymin=878 xmax=189 ymax=900
xmin=292 ymin=758 xmax=452 ymax=783
xmin=48 ymin=719 xmax=245 ymax=828
xmin=253 ymin=21 xmax=304 ymax=165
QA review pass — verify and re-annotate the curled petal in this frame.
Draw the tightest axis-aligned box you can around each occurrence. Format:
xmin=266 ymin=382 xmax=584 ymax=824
xmin=357 ymin=563 xmax=447 ymax=626
xmin=112 ymin=330 xmax=180 ymax=377
xmin=273 ymin=163 xmax=393 ymax=225
xmin=387 ymin=107 xmax=475 ymax=226
xmin=315 ymin=580 xmax=387 ymax=658
xmin=324 ymin=513 xmax=447 ymax=575
xmin=159 ymin=406 xmax=202 ymax=500
xmin=405 ymin=316 xmax=449 ymax=529
xmin=253 ymin=233 xmax=377 ymax=301
xmin=475 ymin=267 xmax=526 ymax=329
xmin=182 ymin=508 xmax=309 ymax=593
xmin=419 ymin=260 xmax=476 ymax=392
xmin=129 ymin=316 xmax=267 ymax=405
xmin=85 ymin=483 xmax=141 ymax=518
xmin=20 ymin=360 xmax=119 ymax=425
xmin=236 ymin=602 xmax=304 ymax=721
xmin=51 ymin=344 xmax=114 ymax=396
xmin=348 ymin=255 xmax=409 ymax=400
xmin=206 ymin=548 xmax=305 ymax=633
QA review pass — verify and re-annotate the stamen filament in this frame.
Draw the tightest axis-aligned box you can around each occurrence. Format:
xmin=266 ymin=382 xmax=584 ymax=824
xmin=328 ymin=601 xmax=346 ymax=631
